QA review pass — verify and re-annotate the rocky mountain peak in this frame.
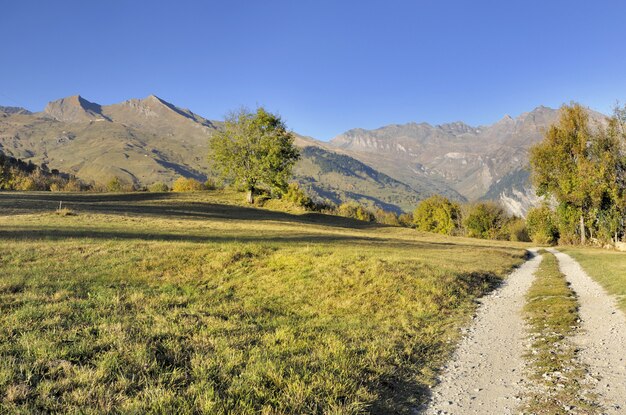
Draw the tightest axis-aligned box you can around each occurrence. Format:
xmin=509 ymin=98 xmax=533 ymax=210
xmin=44 ymin=95 xmax=108 ymax=123
xmin=437 ymin=121 xmax=478 ymax=135
xmin=143 ymin=94 xmax=169 ymax=106
xmin=0 ymin=106 xmax=31 ymax=115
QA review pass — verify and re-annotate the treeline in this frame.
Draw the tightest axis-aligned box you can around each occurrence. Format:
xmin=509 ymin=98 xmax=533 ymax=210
xmin=283 ymin=185 xmax=528 ymax=240
xmin=408 ymin=195 xmax=527 ymax=241
xmin=0 ymin=153 xmax=84 ymax=191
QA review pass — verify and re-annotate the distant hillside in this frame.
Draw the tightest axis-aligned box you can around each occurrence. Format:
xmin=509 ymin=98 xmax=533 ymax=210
xmin=0 ymin=95 xmax=216 ymax=185
xmin=0 ymin=95 xmax=426 ymax=212
xmin=330 ymin=107 xmax=561 ymax=201
xmin=294 ymin=146 xmax=424 ymax=212
xmin=0 ymin=106 xmax=31 ymax=115
xmin=330 ymin=106 xmax=607 ymax=215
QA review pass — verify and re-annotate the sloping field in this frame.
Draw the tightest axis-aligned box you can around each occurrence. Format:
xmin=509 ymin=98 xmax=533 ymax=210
xmin=0 ymin=191 xmax=527 ymax=414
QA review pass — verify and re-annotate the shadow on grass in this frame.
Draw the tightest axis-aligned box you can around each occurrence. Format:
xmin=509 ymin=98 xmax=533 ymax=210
xmin=0 ymin=228 xmax=495 ymax=254
xmin=0 ymin=192 xmax=379 ymax=229
xmin=0 ymin=228 xmax=386 ymax=245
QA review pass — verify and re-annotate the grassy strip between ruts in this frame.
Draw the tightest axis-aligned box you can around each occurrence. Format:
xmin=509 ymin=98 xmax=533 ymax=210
xmin=522 ymin=251 xmax=599 ymax=414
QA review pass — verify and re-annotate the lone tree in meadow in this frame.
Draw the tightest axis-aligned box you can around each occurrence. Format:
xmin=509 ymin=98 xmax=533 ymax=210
xmin=208 ymin=107 xmax=300 ymax=203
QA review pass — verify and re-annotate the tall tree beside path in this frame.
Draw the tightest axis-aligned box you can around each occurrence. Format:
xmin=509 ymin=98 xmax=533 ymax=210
xmin=530 ymin=103 xmax=626 ymax=244
xmin=209 ymin=107 xmax=300 ymax=203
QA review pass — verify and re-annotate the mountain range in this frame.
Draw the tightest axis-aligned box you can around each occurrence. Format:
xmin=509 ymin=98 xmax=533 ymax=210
xmin=0 ymin=96 xmax=607 ymax=215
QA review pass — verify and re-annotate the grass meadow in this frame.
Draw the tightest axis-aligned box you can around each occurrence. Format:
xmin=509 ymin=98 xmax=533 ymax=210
xmin=562 ymin=248 xmax=626 ymax=312
xmin=0 ymin=191 xmax=528 ymax=414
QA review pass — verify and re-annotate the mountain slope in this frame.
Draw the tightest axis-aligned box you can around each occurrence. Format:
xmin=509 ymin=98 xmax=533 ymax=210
xmin=294 ymin=146 xmax=424 ymax=212
xmin=0 ymin=95 xmax=425 ymax=212
xmin=330 ymin=107 xmax=563 ymax=200
xmin=330 ymin=106 xmax=607 ymax=215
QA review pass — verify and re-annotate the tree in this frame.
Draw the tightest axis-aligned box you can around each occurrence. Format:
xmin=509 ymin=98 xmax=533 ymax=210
xmin=530 ymin=103 xmax=626 ymax=244
xmin=526 ymin=204 xmax=559 ymax=245
xmin=463 ymin=202 xmax=509 ymax=239
xmin=208 ymin=107 xmax=300 ymax=203
xmin=413 ymin=195 xmax=461 ymax=235
xmin=530 ymin=104 xmax=599 ymax=244
xmin=596 ymin=105 xmax=626 ymax=242
xmin=171 ymin=177 xmax=204 ymax=192
xmin=336 ymin=202 xmax=375 ymax=222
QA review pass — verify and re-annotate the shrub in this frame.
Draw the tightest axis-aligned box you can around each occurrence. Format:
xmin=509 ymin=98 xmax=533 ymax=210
xmin=148 ymin=182 xmax=170 ymax=192
xmin=374 ymin=209 xmax=400 ymax=226
xmin=12 ymin=174 xmax=39 ymax=191
xmin=463 ymin=202 xmax=509 ymax=239
xmin=204 ymin=178 xmax=217 ymax=190
xmin=336 ymin=202 xmax=375 ymax=222
xmin=413 ymin=195 xmax=461 ymax=235
xmin=398 ymin=212 xmax=414 ymax=228
xmin=526 ymin=205 xmax=559 ymax=245
xmin=172 ymin=177 xmax=205 ymax=192
xmin=55 ymin=207 xmax=76 ymax=216
xmin=106 ymin=177 xmax=134 ymax=192
xmin=63 ymin=178 xmax=83 ymax=192
xmin=507 ymin=218 xmax=531 ymax=242
xmin=283 ymin=183 xmax=313 ymax=209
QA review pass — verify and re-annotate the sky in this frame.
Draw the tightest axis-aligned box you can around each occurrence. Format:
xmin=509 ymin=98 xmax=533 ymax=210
xmin=2 ymin=0 xmax=626 ymax=140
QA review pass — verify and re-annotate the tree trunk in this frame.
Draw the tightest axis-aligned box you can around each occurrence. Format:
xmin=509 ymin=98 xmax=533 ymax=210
xmin=580 ymin=214 xmax=586 ymax=245
xmin=246 ymin=187 xmax=254 ymax=204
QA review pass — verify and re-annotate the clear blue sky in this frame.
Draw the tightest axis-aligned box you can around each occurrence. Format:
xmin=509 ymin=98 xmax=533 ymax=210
xmin=2 ymin=0 xmax=626 ymax=140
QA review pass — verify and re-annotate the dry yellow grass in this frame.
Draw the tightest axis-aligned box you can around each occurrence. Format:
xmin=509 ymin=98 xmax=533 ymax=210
xmin=0 ymin=191 xmax=528 ymax=413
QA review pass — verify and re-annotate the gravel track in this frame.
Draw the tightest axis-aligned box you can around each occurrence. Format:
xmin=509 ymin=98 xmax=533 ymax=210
xmin=422 ymin=249 xmax=541 ymax=415
xmin=423 ymin=248 xmax=626 ymax=415
xmin=549 ymin=248 xmax=626 ymax=414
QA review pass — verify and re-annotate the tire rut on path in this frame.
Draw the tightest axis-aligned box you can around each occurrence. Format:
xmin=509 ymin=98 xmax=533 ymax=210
xmin=422 ymin=249 xmax=541 ymax=415
xmin=548 ymin=248 xmax=626 ymax=414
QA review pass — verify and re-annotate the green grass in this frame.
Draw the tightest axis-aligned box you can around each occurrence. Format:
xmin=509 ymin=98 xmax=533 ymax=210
xmin=0 ymin=191 xmax=528 ymax=414
xmin=522 ymin=251 xmax=598 ymax=414
xmin=561 ymin=247 xmax=626 ymax=312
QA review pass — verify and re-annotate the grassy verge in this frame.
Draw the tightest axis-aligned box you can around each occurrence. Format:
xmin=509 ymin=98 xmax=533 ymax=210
xmin=522 ymin=251 xmax=598 ymax=414
xmin=561 ymin=247 xmax=626 ymax=312
xmin=0 ymin=192 xmax=527 ymax=414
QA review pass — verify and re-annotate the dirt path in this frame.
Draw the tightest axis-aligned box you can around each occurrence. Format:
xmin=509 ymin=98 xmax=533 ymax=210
xmin=548 ymin=248 xmax=626 ymax=414
xmin=423 ymin=249 xmax=541 ymax=414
